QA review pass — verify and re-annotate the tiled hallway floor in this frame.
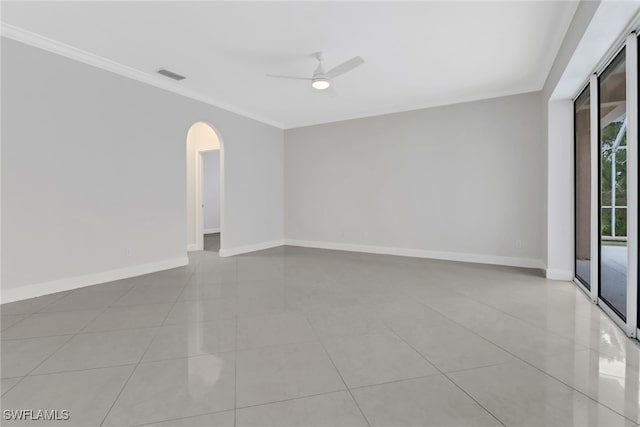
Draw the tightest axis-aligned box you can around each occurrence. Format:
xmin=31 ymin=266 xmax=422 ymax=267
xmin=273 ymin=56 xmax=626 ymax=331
xmin=2 ymin=246 xmax=640 ymax=426
xmin=204 ymin=233 xmax=221 ymax=253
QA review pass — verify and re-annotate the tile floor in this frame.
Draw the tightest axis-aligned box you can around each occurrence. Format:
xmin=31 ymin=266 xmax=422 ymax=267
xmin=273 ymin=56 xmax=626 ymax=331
xmin=204 ymin=233 xmax=221 ymax=252
xmin=1 ymin=246 xmax=640 ymax=426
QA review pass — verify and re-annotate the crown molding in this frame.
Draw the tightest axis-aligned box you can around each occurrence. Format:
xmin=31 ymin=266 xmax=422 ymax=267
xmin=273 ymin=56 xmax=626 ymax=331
xmin=0 ymin=22 xmax=284 ymax=129
xmin=283 ymin=87 xmax=541 ymax=130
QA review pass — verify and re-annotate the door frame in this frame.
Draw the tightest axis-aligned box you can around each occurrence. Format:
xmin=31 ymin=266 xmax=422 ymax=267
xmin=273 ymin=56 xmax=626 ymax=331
xmin=573 ymin=32 xmax=640 ymax=339
xmin=583 ymin=33 xmax=639 ymax=337
xmin=625 ymin=33 xmax=638 ymax=338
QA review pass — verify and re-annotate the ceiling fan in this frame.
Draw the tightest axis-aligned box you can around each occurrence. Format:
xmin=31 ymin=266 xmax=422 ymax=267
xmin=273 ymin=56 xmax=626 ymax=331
xmin=267 ymin=52 xmax=364 ymax=91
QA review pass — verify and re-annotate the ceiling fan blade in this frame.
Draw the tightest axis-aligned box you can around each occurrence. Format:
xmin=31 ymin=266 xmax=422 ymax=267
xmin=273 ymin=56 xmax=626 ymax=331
xmin=325 ymin=56 xmax=364 ymax=79
xmin=266 ymin=74 xmax=311 ymax=81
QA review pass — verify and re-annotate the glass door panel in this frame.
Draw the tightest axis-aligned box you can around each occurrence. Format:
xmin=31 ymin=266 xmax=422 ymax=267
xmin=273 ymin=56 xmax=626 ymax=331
xmin=599 ymin=49 xmax=628 ymax=319
xmin=575 ymin=86 xmax=591 ymax=288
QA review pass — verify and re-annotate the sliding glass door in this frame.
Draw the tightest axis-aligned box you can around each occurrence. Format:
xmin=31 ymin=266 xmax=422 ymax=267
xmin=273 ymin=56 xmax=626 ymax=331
xmin=574 ymin=33 xmax=639 ymax=338
xmin=575 ymin=86 xmax=592 ymax=288
xmin=599 ymin=49 xmax=628 ymax=320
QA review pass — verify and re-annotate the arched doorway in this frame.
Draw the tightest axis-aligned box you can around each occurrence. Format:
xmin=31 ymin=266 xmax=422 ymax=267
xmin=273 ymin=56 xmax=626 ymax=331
xmin=186 ymin=121 xmax=224 ymax=252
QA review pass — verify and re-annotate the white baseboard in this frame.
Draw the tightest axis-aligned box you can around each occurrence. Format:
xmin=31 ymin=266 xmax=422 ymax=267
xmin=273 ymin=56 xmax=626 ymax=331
xmin=187 ymin=243 xmax=199 ymax=252
xmin=284 ymin=239 xmax=545 ymax=269
xmin=204 ymin=228 xmax=221 ymax=234
xmin=219 ymin=240 xmax=284 ymax=257
xmin=1 ymin=256 xmax=189 ymax=304
xmin=545 ymin=269 xmax=574 ymax=281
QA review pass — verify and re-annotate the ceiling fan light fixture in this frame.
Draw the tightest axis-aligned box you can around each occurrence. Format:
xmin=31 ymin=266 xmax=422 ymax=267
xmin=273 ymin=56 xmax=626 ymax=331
xmin=311 ymin=78 xmax=330 ymax=90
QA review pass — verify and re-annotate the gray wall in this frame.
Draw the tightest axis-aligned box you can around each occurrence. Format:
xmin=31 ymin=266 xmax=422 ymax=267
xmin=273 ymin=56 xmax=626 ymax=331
xmin=1 ymin=38 xmax=284 ymax=295
xmin=285 ymin=92 xmax=545 ymax=265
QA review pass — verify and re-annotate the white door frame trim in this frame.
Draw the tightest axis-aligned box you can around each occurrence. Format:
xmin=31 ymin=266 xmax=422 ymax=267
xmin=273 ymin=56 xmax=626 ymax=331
xmin=599 ymin=298 xmax=628 ymax=331
xmin=589 ymin=73 xmax=600 ymax=305
xmin=625 ymin=32 xmax=638 ymax=338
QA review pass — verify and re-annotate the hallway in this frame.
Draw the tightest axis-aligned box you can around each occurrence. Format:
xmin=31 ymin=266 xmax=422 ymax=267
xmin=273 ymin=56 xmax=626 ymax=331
xmin=204 ymin=233 xmax=221 ymax=253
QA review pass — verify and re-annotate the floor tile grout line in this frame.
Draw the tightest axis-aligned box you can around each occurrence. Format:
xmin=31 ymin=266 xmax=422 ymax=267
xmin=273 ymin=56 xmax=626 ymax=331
xmin=36 ymin=302 xmax=133 ymax=315
xmin=385 ymin=325 xmax=508 ymax=427
xmin=139 ymin=345 xmax=237 ymax=365
xmin=2 ymin=264 xmax=202 ymax=335
xmin=0 ymin=377 xmax=25 ymax=397
xmin=407 ymin=300 xmax=640 ymax=424
xmin=107 ymin=269 xmax=194 ymax=312
xmin=173 ymin=268 xmax=203 ymax=309
xmin=9 ymin=302 xmax=110 ymax=376
xmin=2 ymin=299 xmax=59 ymax=318
xmin=2 ymin=339 xmax=581 ymax=403
xmin=236 ymin=333 xmax=320 ymax=352
xmin=32 ymin=286 xmax=137 ymax=315
xmin=14 ymin=362 xmax=142 ymax=379
xmin=346 ymin=372 xmax=443 ymax=391
xmin=132 ymin=408 xmax=234 ymax=427
xmin=75 ymin=324 xmax=165 ymax=336
xmin=304 ymin=312 xmax=373 ymax=427
xmin=503 ymin=354 xmax=639 ymax=423
xmin=1 ymin=301 xmax=113 ymax=390
xmin=0 ymin=288 xmax=71 ymax=330
xmin=1 ymin=332 xmax=77 ymax=341
xmin=75 ymin=299 xmax=178 ymax=322
xmin=235 ymin=388 xmax=356 ymax=411
xmin=1 ymin=312 xmax=37 ymax=333
xmin=436 ymin=360 xmax=523 ymax=376
xmin=97 ymin=329 xmax=160 ymax=426
xmin=102 ymin=280 xmax=149 ymax=310
xmin=32 ymin=291 xmax=74 ymax=314
xmin=424 ymin=279 xmax=601 ymax=349
xmin=3 ymin=303 xmax=110 ymax=339
xmin=98 ymin=269 xmax=195 ymax=427
xmin=0 ymin=333 xmax=76 ymax=397
xmin=425 ymin=303 xmax=640 ymax=422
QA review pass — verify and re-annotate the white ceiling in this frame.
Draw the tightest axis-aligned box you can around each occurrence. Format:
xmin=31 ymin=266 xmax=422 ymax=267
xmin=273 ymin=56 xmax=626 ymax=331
xmin=1 ymin=1 xmax=578 ymax=129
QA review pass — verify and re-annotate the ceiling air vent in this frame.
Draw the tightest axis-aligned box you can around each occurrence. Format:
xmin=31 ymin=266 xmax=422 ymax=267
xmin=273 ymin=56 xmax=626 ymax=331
xmin=157 ymin=69 xmax=186 ymax=81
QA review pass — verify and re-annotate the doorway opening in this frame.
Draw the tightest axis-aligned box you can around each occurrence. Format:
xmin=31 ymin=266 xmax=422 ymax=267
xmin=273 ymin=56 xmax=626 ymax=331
xmin=201 ymin=150 xmax=221 ymax=252
xmin=186 ymin=122 xmax=224 ymax=253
